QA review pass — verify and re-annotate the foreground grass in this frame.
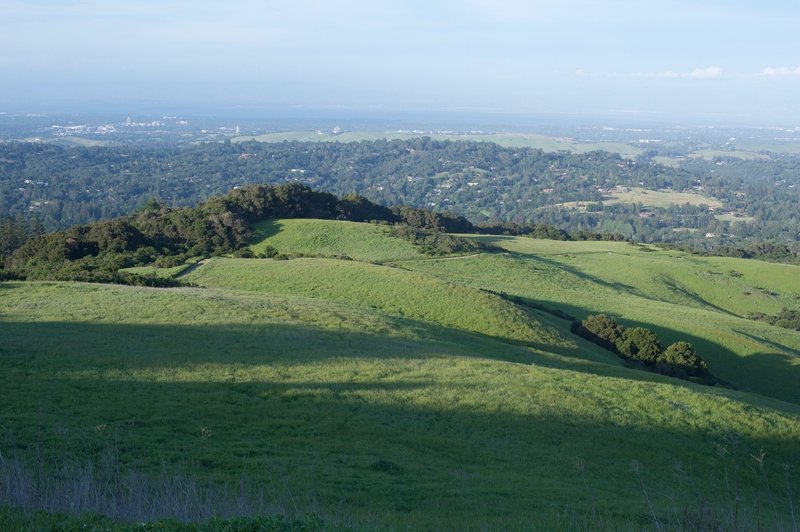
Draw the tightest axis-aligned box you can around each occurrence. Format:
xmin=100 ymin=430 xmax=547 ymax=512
xmin=2 ymin=281 xmax=800 ymax=528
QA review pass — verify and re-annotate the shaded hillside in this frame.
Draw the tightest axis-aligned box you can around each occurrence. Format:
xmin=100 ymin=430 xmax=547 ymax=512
xmin=2 ymin=280 xmax=799 ymax=529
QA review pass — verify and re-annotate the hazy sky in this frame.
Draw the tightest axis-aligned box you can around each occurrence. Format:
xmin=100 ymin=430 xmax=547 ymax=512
xmin=2 ymin=0 xmax=799 ymax=124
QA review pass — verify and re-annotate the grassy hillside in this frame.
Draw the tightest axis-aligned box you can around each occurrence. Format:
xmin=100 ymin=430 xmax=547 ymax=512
xmin=2 ymin=280 xmax=800 ymax=529
xmin=248 ymin=219 xmax=425 ymax=262
xmin=401 ymin=237 xmax=800 ymax=404
xmin=4 ymin=221 xmax=800 ymax=528
xmin=182 ymin=257 xmax=607 ymax=363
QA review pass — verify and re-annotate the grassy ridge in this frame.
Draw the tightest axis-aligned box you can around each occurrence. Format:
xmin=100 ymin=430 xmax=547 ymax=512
xmin=2 ymin=281 xmax=800 ymax=528
xmin=400 ymin=237 xmax=800 ymax=404
xmin=248 ymin=219 xmax=424 ymax=262
xmin=182 ymin=257 xmax=596 ymax=359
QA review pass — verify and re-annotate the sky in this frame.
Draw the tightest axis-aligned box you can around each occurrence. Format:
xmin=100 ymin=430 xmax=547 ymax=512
xmin=1 ymin=0 xmax=799 ymax=124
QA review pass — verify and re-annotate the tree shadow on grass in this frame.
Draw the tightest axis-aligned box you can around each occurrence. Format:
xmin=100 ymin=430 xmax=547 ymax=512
xmin=248 ymin=220 xmax=284 ymax=244
xmin=733 ymin=327 xmax=800 ymax=357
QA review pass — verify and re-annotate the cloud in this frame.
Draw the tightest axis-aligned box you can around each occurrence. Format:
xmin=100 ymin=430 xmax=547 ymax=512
xmin=762 ymin=66 xmax=800 ymax=76
xmin=662 ymin=66 xmax=723 ymax=79
xmin=686 ymin=66 xmax=724 ymax=79
xmin=576 ymin=66 xmax=725 ymax=79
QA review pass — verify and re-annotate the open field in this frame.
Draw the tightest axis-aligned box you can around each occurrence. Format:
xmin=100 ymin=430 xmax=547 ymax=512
xmin=45 ymin=136 xmax=113 ymax=148
xmin=232 ymin=131 xmax=644 ymax=158
xmin=652 ymin=155 xmax=683 ymax=167
xmin=602 ymin=187 xmax=723 ymax=208
xmin=689 ymin=148 xmax=766 ymax=160
xmin=122 ymin=262 xmax=194 ymax=278
xmin=557 ymin=186 xmax=723 ymax=209
xmin=3 ymin=221 xmax=800 ymax=528
xmin=715 ymin=212 xmax=756 ymax=223
xmin=736 ymin=141 xmax=800 ymax=154
xmin=182 ymin=257 xmax=594 ymax=357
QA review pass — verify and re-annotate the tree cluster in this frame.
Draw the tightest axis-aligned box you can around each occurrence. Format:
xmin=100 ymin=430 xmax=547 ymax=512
xmin=576 ymin=314 xmax=713 ymax=383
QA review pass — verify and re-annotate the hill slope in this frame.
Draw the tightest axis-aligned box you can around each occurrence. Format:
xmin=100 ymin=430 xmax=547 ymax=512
xmin=2 ymin=280 xmax=800 ymax=529
xmin=400 ymin=236 xmax=800 ymax=404
xmin=248 ymin=218 xmax=425 ymax=262
xmin=3 ymin=219 xmax=800 ymax=528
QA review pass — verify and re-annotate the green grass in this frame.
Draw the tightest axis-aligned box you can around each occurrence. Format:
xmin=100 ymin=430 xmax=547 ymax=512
xmin=182 ymin=257 xmax=597 ymax=359
xmin=232 ymin=131 xmax=643 ymax=158
xmin=249 ymin=219 xmax=424 ymax=262
xmin=652 ymin=155 xmax=683 ymax=167
xmin=4 ymin=223 xmax=800 ymax=527
xmin=121 ymin=263 xmax=193 ymax=278
xmin=46 ymin=136 xmax=112 ymax=148
xmin=2 ymin=280 xmax=800 ymax=528
xmin=400 ymin=236 xmax=800 ymax=404
xmin=735 ymin=141 xmax=800 ymax=154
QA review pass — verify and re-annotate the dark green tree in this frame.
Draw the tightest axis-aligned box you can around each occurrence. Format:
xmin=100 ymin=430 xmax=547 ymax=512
xmin=581 ymin=314 xmax=624 ymax=346
xmin=659 ymin=341 xmax=707 ymax=374
xmin=615 ymin=327 xmax=662 ymax=364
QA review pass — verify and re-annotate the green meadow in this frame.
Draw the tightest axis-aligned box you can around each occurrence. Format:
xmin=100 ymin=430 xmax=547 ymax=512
xmin=248 ymin=219 xmax=425 ymax=263
xmin=3 ymin=219 xmax=800 ymax=528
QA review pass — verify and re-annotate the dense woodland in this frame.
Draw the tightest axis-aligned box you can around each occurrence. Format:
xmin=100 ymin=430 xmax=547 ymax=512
xmin=2 ymin=139 xmax=800 ymax=251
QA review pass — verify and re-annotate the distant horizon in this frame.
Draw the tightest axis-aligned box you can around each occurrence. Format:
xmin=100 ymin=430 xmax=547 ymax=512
xmin=2 ymin=102 xmax=798 ymax=131
xmin=2 ymin=1 xmax=799 ymax=127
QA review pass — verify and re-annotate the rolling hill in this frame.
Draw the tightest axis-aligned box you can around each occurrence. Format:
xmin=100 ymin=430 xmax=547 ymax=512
xmin=2 ymin=217 xmax=800 ymax=529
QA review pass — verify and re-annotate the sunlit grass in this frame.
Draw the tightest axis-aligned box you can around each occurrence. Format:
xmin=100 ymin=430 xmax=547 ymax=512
xmin=248 ymin=219 xmax=424 ymax=262
xmin=4 ymin=224 xmax=800 ymax=527
xmin=2 ymin=282 xmax=799 ymax=528
xmin=401 ymin=236 xmax=800 ymax=403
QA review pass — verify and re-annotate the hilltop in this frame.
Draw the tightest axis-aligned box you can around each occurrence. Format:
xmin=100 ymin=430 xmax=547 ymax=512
xmin=1 ymin=186 xmax=800 ymax=529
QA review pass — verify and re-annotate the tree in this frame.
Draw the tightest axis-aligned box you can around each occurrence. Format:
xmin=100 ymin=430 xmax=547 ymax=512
xmin=660 ymin=341 xmax=707 ymax=374
xmin=581 ymin=314 xmax=624 ymax=346
xmin=615 ymin=327 xmax=661 ymax=364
